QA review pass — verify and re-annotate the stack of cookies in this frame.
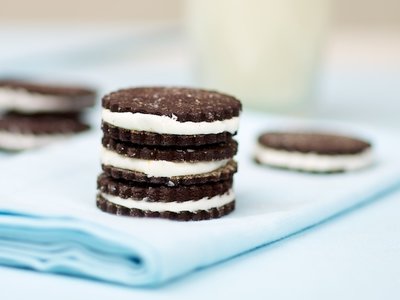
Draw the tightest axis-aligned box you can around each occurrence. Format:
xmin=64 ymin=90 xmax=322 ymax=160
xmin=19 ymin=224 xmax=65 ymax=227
xmin=97 ymin=87 xmax=242 ymax=221
xmin=0 ymin=80 xmax=96 ymax=151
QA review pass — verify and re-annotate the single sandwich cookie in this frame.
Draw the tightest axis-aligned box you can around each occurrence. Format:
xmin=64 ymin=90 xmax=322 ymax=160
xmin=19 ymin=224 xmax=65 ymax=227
xmin=0 ymin=79 xmax=96 ymax=113
xmin=0 ymin=113 xmax=90 ymax=151
xmin=96 ymin=173 xmax=235 ymax=221
xmin=101 ymin=87 xmax=242 ymax=146
xmin=101 ymin=136 xmax=238 ymax=185
xmin=255 ymin=132 xmax=373 ymax=173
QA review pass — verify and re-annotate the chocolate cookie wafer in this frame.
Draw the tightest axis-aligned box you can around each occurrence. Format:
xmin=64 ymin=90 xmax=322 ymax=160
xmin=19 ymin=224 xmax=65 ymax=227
xmin=101 ymin=87 xmax=241 ymax=146
xmin=101 ymin=136 xmax=238 ymax=185
xmin=0 ymin=79 xmax=96 ymax=113
xmin=255 ymin=131 xmax=373 ymax=173
xmin=102 ymin=160 xmax=237 ymax=186
xmin=0 ymin=112 xmax=89 ymax=151
xmin=96 ymin=173 xmax=235 ymax=221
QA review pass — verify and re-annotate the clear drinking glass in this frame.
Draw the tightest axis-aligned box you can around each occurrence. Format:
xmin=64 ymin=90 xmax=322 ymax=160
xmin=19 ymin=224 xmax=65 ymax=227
xmin=186 ymin=0 xmax=330 ymax=113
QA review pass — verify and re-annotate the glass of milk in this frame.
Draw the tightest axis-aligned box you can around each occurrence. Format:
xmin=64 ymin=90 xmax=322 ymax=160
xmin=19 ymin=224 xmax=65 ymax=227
xmin=186 ymin=0 xmax=330 ymax=113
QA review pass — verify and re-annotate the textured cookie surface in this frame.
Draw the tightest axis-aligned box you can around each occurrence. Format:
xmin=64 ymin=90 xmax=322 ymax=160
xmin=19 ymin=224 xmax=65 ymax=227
xmin=102 ymin=159 xmax=237 ymax=186
xmin=102 ymin=121 xmax=235 ymax=146
xmin=96 ymin=194 xmax=235 ymax=221
xmin=102 ymin=135 xmax=238 ymax=162
xmin=97 ymin=173 xmax=233 ymax=202
xmin=102 ymin=87 xmax=241 ymax=122
xmin=258 ymin=132 xmax=371 ymax=155
xmin=0 ymin=113 xmax=89 ymax=134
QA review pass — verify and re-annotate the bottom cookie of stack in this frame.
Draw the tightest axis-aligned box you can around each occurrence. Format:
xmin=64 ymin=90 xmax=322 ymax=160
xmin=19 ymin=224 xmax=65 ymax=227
xmin=0 ymin=113 xmax=89 ymax=151
xmin=96 ymin=173 xmax=235 ymax=221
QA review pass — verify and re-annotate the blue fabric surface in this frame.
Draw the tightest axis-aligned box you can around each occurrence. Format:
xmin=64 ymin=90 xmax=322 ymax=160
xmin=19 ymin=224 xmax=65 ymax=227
xmin=0 ymin=112 xmax=399 ymax=286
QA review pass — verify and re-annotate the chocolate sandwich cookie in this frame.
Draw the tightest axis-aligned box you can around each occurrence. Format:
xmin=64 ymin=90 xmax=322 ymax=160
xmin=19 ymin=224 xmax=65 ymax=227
xmin=0 ymin=79 xmax=96 ymax=113
xmin=96 ymin=173 xmax=235 ymax=221
xmin=101 ymin=136 xmax=238 ymax=185
xmin=255 ymin=132 xmax=373 ymax=173
xmin=0 ymin=113 xmax=89 ymax=151
xmin=101 ymin=87 xmax=242 ymax=146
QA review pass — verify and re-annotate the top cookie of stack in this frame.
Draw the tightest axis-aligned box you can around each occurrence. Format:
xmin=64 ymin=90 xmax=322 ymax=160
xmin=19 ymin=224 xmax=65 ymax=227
xmin=0 ymin=79 xmax=95 ymax=114
xmin=101 ymin=87 xmax=241 ymax=146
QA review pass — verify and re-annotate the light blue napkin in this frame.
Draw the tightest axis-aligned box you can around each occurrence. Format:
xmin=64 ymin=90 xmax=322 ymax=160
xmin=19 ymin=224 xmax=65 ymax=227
xmin=1 ymin=112 xmax=399 ymax=286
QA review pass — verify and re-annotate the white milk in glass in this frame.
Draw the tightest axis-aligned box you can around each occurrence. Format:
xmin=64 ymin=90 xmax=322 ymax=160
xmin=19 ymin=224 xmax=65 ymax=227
xmin=186 ymin=0 xmax=330 ymax=113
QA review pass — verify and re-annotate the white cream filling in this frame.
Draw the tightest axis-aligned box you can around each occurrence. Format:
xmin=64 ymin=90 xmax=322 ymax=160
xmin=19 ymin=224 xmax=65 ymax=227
xmin=101 ymin=147 xmax=229 ymax=177
xmin=0 ymin=87 xmax=92 ymax=113
xmin=100 ymin=189 xmax=235 ymax=212
xmin=101 ymin=108 xmax=240 ymax=135
xmin=0 ymin=131 xmax=73 ymax=150
xmin=254 ymin=143 xmax=373 ymax=172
